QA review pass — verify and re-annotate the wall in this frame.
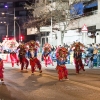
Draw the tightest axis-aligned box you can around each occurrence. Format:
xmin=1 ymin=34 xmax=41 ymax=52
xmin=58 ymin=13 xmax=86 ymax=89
xmin=63 ymin=29 xmax=82 ymax=45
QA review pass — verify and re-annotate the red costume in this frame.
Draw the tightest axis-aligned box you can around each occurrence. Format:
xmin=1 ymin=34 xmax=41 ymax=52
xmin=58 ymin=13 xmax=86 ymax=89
xmin=28 ymin=40 xmax=42 ymax=74
xmin=10 ymin=51 xmax=19 ymax=67
xmin=71 ymin=42 xmax=85 ymax=74
xmin=56 ymin=47 xmax=69 ymax=81
xmin=0 ymin=58 xmax=4 ymax=83
xmin=43 ymin=43 xmax=53 ymax=67
xmin=17 ymin=43 xmax=29 ymax=71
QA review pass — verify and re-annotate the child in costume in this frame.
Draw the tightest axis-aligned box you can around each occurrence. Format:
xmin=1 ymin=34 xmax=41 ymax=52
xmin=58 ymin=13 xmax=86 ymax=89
xmin=27 ymin=40 xmax=42 ymax=74
xmin=0 ymin=58 xmax=4 ymax=84
xmin=42 ymin=43 xmax=54 ymax=67
xmin=71 ymin=42 xmax=85 ymax=74
xmin=56 ymin=47 xmax=69 ymax=81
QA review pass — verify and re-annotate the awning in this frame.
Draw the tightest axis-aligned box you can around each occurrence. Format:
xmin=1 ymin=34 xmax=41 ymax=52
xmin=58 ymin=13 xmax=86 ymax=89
xmin=70 ymin=2 xmax=84 ymax=15
xmin=84 ymin=1 xmax=98 ymax=9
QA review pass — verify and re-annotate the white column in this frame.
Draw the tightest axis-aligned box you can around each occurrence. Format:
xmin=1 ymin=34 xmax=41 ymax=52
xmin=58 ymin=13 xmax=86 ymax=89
xmin=50 ymin=0 xmax=53 ymax=45
xmin=98 ymin=0 xmax=100 ymax=13
xmin=57 ymin=31 xmax=61 ymax=46
xmin=82 ymin=32 xmax=87 ymax=45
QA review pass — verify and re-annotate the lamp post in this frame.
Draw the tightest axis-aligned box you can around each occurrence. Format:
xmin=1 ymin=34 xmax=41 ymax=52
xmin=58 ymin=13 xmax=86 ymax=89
xmin=6 ymin=24 xmax=9 ymax=37
xmin=14 ymin=8 xmax=16 ymax=40
xmin=15 ymin=21 xmax=21 ymax=42
xmin=51 ymin=0 xmax=53 ymax=45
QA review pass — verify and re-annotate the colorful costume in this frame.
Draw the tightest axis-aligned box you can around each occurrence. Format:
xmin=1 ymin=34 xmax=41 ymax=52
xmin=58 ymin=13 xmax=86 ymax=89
xmin=17 ymin=43 xmax=29 ymax=71
xmin=56 ymin=47 xmax=68 ymax=81
xmin=42 ymin=43 xmax=54 ymax=67
xmin=10 ymin=51 xmax=19 ymax=67
xmin=0 ymin=58 xmax=4 ymax=83
xmin=27 ymin=40 xmax=42 ymax=74
xmin=7 ymin=40 xmax=19 ymax=67
xmin=71 ymin=42 xmax=85 ymax=74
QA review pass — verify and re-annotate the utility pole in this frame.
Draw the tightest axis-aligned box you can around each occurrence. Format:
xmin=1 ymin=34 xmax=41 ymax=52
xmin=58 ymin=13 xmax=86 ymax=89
xmin=14 ymin=8 xmax=16 ymax=40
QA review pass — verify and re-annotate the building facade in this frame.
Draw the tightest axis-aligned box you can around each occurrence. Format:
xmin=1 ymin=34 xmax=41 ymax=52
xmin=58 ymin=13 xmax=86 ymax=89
xmin=27 ymin=0 xmax=99 ymax=46
xmin=0 ymin=0 xmax=32 ymax=42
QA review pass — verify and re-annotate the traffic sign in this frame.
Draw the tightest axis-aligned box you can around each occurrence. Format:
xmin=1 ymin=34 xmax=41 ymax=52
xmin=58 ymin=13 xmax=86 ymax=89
xmin=81 ymin=24 xmax=88 ymax=33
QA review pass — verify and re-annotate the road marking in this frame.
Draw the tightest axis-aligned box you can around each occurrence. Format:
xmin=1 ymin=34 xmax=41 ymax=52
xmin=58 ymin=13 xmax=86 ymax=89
xmin=35 ymin=72 xmax=100 ymax=91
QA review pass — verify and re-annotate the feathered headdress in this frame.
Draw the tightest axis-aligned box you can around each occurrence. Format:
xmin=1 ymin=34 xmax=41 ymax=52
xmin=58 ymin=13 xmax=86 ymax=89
xmin=71 ymin=42 xmax=85 ymax=51
xmin=56 ymin=47 xmax=68 ymax=59
xmin=17 ymin=43 xmax=25 ymax=50
xmin=43 ymin=43 xmax=51 ymax=52
xmin=28 ymin=40 xmax=39 ymax=49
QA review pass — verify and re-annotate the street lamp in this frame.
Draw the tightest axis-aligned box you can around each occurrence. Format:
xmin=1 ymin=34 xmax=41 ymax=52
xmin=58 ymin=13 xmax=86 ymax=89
xmin=15 ymin=21 xmax=21 ymax=42
xmin=4 ymin=22 xmax=9 ymax=37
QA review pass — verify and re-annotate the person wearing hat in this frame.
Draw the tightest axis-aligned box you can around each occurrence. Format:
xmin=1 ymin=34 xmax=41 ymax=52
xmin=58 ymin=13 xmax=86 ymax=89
xmin=42 ymin=43 xmax=54 ymax=67
xmin=10 ymin=50 xmax=19 ymax=67
xmin=56 ymin=47 xmax=69 ymax=81
xmin=72 ymin=42 xmax=85 ymax=74
xmin=27 ymin=40 xmax=42 ymax=74
xmin=17 ymin=43 xmax=29 ymax=71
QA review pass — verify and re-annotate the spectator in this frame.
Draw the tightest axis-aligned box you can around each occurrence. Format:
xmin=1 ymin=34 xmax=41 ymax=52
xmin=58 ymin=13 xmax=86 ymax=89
xmin=87 ymin=44 xmax=94 ymax=57
xmin=51 ymin=45 xmax=55 ymax=52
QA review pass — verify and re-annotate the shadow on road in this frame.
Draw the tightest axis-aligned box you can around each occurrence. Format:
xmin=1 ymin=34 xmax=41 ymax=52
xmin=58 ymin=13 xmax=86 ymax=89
xmin=0 ymin=84 xmax=17 ymax=100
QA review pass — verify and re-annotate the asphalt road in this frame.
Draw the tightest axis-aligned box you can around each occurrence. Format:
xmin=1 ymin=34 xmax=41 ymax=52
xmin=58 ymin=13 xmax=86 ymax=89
xmin=0 ymin=62 xmax=100 ymax=100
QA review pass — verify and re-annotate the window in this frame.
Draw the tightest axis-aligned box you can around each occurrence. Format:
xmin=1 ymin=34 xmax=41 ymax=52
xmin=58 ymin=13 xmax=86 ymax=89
xmin=19 ymin=2 xmax=26 ymax=7
xmin=15 ymin=1 xmax=26 ymax=7
xmin=19 ymin=11 xmax=27 ymax=16
xmin=7 ymin=2 xmax=13 ymax=8
xmin=84 ymin=0 xmax=98 ymax=16
xmin=0 ymin=2 xmax=4 ymax=8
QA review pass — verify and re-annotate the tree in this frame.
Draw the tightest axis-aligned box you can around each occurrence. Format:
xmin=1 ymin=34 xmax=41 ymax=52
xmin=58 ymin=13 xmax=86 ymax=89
xmin=24 ymin=0 xmax=82 ymax=43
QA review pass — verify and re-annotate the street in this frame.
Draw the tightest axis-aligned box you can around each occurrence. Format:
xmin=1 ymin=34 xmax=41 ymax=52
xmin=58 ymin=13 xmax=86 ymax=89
xmin=0 ymin=62 xmax=100 ymax=100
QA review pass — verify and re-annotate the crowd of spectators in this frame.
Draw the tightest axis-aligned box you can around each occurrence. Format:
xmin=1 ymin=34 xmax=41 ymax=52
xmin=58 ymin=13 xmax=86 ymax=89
xmin=50 ymin=43 xmax=100 ymax=68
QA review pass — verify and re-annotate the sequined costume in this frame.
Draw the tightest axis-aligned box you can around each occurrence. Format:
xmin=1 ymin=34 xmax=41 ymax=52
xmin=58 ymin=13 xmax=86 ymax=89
xmin=10 ymin=51 xmax=19 ymax=67
xmin=27 ymin=40 xmax=42 ymax=74
xmin=42 ymin=43 xmax=53 ymax=67
xmin=17 ymin=43 xmax=29 ymax=71
xmin=56 ymin=47 xmax=68 ymax=81
xmin=71 ymin=42 xmax=85 ymax=74
xmin=0 ymin=58 xmax=4 ymax=83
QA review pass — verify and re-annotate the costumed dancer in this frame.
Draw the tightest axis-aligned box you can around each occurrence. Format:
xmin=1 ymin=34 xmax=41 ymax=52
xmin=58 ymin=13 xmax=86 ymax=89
xmin=0 ymin=58 xmax=4 ymax=84
xmin=17 ymin=43 xmax=29 ymax=71
xmin=7 ymin=40 xmax=19 ymax=67
xmin=10 ymin=51 xmax=19 ymax=67
xmin=56 ymin=47 xmax=69 ymax=81
xmin=42 ymin=43 xmax=54 ymax=67
xmin=71 ymin=42 xmax=85 ymax=74
xmin=28 ymin=40 xmax=42 ymax=74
